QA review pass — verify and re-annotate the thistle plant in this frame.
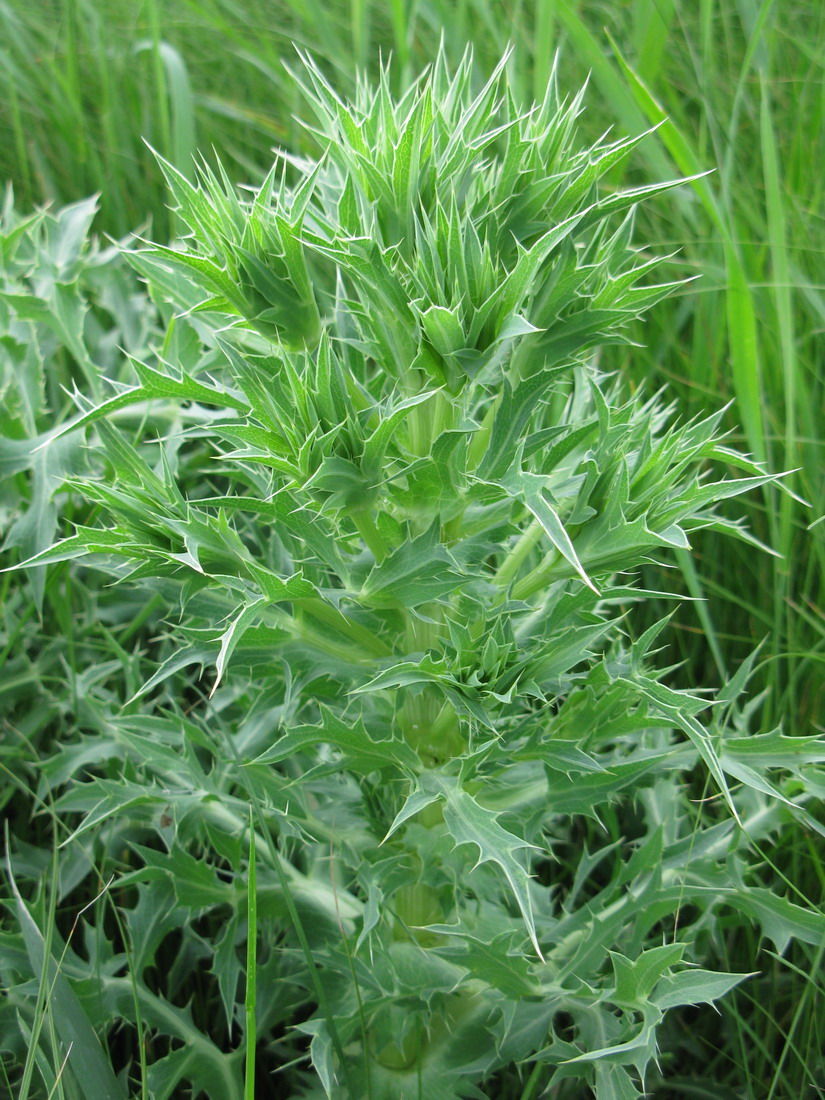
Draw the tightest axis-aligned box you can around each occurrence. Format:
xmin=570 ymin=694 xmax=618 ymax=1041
xmin=7 ymin=50 xmax=825 ymax=1100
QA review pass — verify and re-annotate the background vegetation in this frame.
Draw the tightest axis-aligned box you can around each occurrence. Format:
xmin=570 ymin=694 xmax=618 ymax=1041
xmin=1 ymin=1 xmax=823 ymax=1097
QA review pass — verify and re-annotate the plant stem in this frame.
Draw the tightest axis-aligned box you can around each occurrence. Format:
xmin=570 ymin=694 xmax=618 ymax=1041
xmin=512 ymin=550 xmax=560 ymax=601
xmin=519 ymin=1060 xmax=546 ymax=1100
xmin=494 ymin=519 xmax=544 ymax=588
xmin=291 ymin=599 xmax=392 ymax=658
xmin=353 ymin=510 xmax=389 ymax=561
xmin=467 ymin=392 xmax=499 ymax=470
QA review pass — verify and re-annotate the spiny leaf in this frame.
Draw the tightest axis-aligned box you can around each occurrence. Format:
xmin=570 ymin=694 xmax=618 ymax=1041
xmin=426 ymin=772 xmax=543 ymax=958
xmin=251 ymin=705 xmax=420 ymax=776
xmin=653 ymin=968 xmax=752 ymax=1011
xmin=360 ymin=522 xmax=465 ymax=606
xmin=211 ymin=597 xmax=267 ymax=697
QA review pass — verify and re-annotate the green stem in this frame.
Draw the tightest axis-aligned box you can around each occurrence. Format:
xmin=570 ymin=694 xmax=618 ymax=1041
xmin=519 ymin=1060 xmax=546 ymax=1100
xmin=393 ymin=882 xmax=442 ymax=934
xmin=430 ymin=388 xmax=454 ymax=439
xmin=402 ymin=370 xmax=429 ymax=456
xmin=467 ymin=392 xmax=499 ymax=470
xmin=405 ymin=604 xmax=441 ymax=653
xmin=354 ymin=511 xmax=389 ymax=561
xmin=118 ymin=592 xmax=164 ymax=644
xmin=307 ymin=601 xmax=392 ymax=655
xmin=284 ymin=600 xmax=392 ymax=659
xmin=406 ymin=382 xmax=455 ymax=458
xmin=512 ymin=550 xmax=560 ymax=602
xmin=494 ymin=519 xmax=544 ymax=588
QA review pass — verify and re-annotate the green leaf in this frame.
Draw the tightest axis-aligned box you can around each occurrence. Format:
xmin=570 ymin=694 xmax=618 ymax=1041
xmin=732 ymin=888 xmax=825 ymax=953
xmin=1 ymin=433 xmax=78 ymax=611
xmin=653 ymin=968 xmax=751 ymax=1011
xmin=609 ymin=943 xmax=685 ymax=1006
xmin=622 ymin=673 xmax=737 ymax=821
xmin=439 ymin=932 xmax=540 ymax=998
xmin=211 ymin=597 xmax=267 ymax=697
xmin=495 ymin=466 xmax=597 ymax=592
xmin=477 ymin=368 xmax=565 ymax=481
xmin=127 ymin=646 xmax=215 ymax=703
xmin=594 ymin=1063 xmax=644 ymax=1100
xmin=251 ymin=705 xmax=420 ymax=776
xmin=360 ymin=523 xmax=464 ymax=606
xmin=4 ymin=525 xmax=130 ymax=570
xmin=130 ymin=843 xmax=233 ymax=910
xmin=722 ymin=730 xmax=825 ymax=768
xmin=6 ymin=856 xmax=127 ymax=1100
xmin=248 ymin=565 xmax=319 ymax=603
xmin=211 ymin=915 xmax=242 ymax=1036
xmin=105 ymin=980 xmax=243 ymax=1100
xmin=426 ymin=772 xmax=543 ymax=958
xmin=361 ymin=388 xmax=439 ymax=474
xmin=564 ymin=1002 xmax=661 ymax=1067
xmin=124 ymin=881 xmax=181 ymax=974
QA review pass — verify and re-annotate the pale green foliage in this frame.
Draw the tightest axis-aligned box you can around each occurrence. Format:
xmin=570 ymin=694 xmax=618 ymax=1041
xmin=2 ymin=51 xmax=823 ymax=1100
xmin=0 ymin=191 xmax=153 ymax=609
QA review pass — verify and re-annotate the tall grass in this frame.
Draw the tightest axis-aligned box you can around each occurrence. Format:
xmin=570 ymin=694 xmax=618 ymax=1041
xmin=1 ymin=1 xmax=823 ymax=1097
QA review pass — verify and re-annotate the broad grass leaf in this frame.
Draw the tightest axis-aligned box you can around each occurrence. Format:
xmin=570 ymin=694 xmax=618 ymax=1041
xmin=6 ymin=859 xmax=127 ymax=1100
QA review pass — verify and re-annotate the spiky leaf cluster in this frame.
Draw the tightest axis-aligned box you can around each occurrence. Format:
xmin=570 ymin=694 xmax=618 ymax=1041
xmin=8 ymin=51 xmax=821 ymax=1100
